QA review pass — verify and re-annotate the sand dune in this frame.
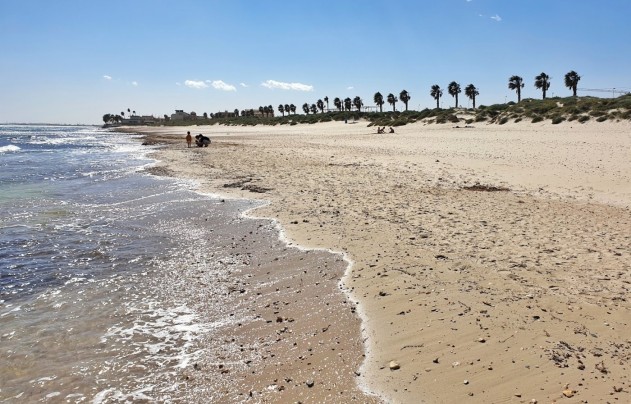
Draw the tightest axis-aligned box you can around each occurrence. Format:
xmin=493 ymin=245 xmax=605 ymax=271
xmin=129 ymin=120 xmax=630 ymax=403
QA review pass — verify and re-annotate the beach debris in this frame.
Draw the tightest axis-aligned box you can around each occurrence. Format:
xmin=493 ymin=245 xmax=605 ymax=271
xmin=477 ymin=337 xmax=486 ymax=343
xmin=305 ymin=379 xmax=315 ymax=388
xmin=613 ymin=386 xmax=623 ymax=393
xmin=389 ymin=361 xmax=401 ymax=370
xmin=432 ymin=358 xmax=439 ymax=364
xmin=462 ymin=184 xmax=510 ymax=192
xmin=595 ymin=360 xmax=608 ymax=374
xmin=463 ymin=380 xmax=469 ymax=385
xmin=562 ymin=387 xmax=575 ymax=398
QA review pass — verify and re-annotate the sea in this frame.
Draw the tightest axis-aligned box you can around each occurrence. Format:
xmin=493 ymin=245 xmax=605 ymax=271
xmin=0 ymin=125 xmax=272 ymax=402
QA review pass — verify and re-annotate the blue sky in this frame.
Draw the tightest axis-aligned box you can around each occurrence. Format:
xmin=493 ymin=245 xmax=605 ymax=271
xmin=1 ymin=0 xmax=630 ymax=124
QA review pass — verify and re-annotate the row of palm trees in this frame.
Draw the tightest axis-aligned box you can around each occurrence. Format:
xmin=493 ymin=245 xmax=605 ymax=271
xmin=278 ymin=70 xmax=581 ymax=117
xmin=509 ymin=70 xmax=581 ymax=103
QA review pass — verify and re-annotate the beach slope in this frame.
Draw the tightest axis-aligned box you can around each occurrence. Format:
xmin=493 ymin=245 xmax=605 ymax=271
xmin=128 ymin=120 xmax=630 ymax=403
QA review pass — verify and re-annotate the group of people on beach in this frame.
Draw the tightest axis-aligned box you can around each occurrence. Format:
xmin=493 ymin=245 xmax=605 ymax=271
xmin=185 ymin=131 xmax=211 ymax=147
xmin=377 ymin=126 xmax=395 ymax=134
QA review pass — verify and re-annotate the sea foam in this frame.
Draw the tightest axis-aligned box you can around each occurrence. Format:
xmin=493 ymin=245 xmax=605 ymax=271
xmin=0 ymin=145 xmax=20 ymax=153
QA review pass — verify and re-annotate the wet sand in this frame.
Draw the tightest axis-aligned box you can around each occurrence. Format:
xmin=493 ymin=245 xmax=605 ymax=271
xmin=126 ymin=120 xmax=630 ymax=403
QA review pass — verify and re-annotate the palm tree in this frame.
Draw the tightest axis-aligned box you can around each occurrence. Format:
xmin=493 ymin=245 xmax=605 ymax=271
xmin=464 ymin=84 xmax=479 ymax=109
xmin=284 ymin=104 xmax=290 ymax=115
xmin=344 ymin=97 xmax=352 ymax=111
xmin=268 ymin=105 xmax=273 ymax=117
xmin=564 ymin=70 xmax=581 ymax=97
xmin=263 ymin=106 xmax=269 ymax=117
xmin=121 ymin=111 xmax=125 ymax=119
xmin=508 ymin=76 xmax=524 ymax=102
xmin=399 ymin=90 xmax=411 ymax=111
xmin=278 ymin=104 xmax=285 ymax=116
xmin=310 ymin=104 xmax=318 ymax=114
xmin=302 ymin=103 xmax=310 ymax=114
xmin=430 ymin=85 xmax=442 ymax=109
xmin=324 ymin=96 xmax=329 ymax=112
xmin=317 ymin=99 xmax=324 ymax=113
xmin=259 ymin=106 xmax=264 ymax=116
xmin=132 ymin=110 xmax=136 ymax=116
xmin=374 ymin=92 xmax=384 ymax=113
xmin=233 ymin=109 xmax=239 ymax=117
xmin=127 ymin=108 xmax=131 ymax=117
xmin=387 ymin=93 xmax=398 ymax=112
xmin=448 ymin=81 xmax=461 ymax=108
xmin=534 ymin=72 xmax=551 ymax=99
xmin=290 ymin=104 xmax=296 ymax=114
xmin=353 ymin=96 xmax=363 ymax=112
xmin=334 ymin=97 xmax=342 ymax=111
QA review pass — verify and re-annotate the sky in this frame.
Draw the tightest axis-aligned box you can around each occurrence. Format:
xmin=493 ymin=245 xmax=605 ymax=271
xmin=1 ymin=0 xmax=630 ymax=124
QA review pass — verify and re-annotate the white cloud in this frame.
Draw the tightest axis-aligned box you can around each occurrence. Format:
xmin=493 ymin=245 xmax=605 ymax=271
xmin=211 ymin=80 xmax=237 ymax=91
xmin=240 ymin=82 xmax=248 ymax=88
xmin=131 ymin=81 xmax=138 ymax=87
xmin=490 ymin=14 xmax=502 ymax=21
xmin=103 ymin=75 xmax=112 ymax=80
xmin=347 ymin=86 xmax=354 ymax=90
xmin=261 ymin=80 xmax=314 ymax=91
xmin=184 ymin=80 xmax=209 ymax=89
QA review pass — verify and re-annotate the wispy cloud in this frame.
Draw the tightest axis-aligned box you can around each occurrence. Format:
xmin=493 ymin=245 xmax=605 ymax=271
xmin=103 ymin=75 xmax=112 ymax=80
xmin=210 ymin=80 xmax=236 ymax=91
xmin=347 ymin=86 xmax=354 ymax=90
xmin=184 ymin=80 xmax=209 ymax=89
xmin=261 ymin=80 xmax=314 ymax=91
xmin=131 ymin=81 xmax=138 ymax=87
xmin=490 ymin=14 xmax=502 ymax=22
xmin=240 ymin=82 xmax=248 ymax=88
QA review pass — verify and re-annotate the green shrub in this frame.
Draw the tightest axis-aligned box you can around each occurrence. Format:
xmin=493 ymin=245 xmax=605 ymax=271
xmin=551 ymin=116 xmax=565 ymax=124
xmin=514 ymin=117 xmax=522 ymax=123
xmin=578 ymin=115 xmax=590 ymax=123
xmin=448 ymin=114 xmax=460 ymax=123
xmin=596 ymin=115 xmax=608 ymax=122
xmin=499 ymin=117 xmax=509 ymax=125
xmin=532 ymin=116 xmax=544 ymax=123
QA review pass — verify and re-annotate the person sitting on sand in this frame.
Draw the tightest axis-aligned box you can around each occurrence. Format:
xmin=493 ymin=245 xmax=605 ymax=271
xmin=377 ymin=127 xmax=384 ymax=134
xmin=186 ymin=131 xmax=192 ymax=148
xmin=389 ymin=126 xmax=395 ymax=133
xmin=195 ymin=134 xmax=211 ymax=147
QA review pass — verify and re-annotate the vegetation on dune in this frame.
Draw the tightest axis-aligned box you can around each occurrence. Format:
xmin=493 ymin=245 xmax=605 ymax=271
xmin=150 ymin=94 xmax=631 ymax=128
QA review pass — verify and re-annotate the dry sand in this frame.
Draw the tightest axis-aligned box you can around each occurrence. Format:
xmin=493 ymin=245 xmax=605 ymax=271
xmin=125 ymin=120 xmax=630 ymax=403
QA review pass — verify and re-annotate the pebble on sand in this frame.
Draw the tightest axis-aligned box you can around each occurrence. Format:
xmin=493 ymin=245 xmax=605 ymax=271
xmin=389 ymin=361 xmax=401 ymax=370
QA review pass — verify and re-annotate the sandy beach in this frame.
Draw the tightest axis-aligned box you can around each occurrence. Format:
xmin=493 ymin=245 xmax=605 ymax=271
xmin=126 ymin=120 xmax=630 ymax=403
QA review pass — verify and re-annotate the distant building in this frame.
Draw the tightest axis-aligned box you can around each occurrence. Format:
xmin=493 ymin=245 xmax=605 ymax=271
xmin=171 ymin=110 xmax=191 ymax=121
xmin=214 ymin=110 xmax=239 ymax=118
xmin=122 ymin=115 xmax=156 ymax=125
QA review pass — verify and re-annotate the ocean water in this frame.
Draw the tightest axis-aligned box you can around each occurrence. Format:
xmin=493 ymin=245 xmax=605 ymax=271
xmin=0 ymin=125 xmax=264 ymax=402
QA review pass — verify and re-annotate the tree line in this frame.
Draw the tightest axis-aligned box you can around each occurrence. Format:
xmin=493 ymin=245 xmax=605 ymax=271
xmin=102 ymin=70 xmax=582 ymax=123
xmin=277 ymin=70 xmax=581 ymax=116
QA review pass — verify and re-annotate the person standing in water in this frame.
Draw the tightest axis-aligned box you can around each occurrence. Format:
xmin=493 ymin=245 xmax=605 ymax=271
xmin=185 ymin=131 xmax=192 ymax=148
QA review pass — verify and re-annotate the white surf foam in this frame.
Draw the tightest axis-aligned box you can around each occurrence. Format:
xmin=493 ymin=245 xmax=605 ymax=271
xmin=0 ymin=145 xmax=20 ymax=153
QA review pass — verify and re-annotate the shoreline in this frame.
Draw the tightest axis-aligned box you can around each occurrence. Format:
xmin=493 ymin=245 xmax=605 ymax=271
xmin=122 ymin=120 xmax=630 ymax=403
